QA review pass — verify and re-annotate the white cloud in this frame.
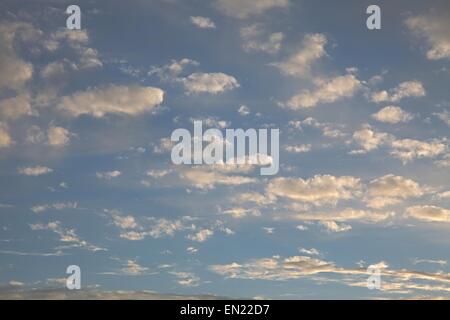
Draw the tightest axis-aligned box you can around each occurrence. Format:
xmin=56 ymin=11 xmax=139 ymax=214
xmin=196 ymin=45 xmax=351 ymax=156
xmin=413 ymin=258 xmax=447 ymax=266
xmin=390 ymin=138 xmax=447 ymax=164
xmin=169 ymin=271 xmax=201 ymax=287
xmin=284 ymin=144 xmax=311 ymax=153
xmin=147 ymin=218 xmax=187 ymax=239
xmin=240 ymin=24 xmax=283 ymax=54
xmin=372 ymin=106 xmax=414 ymax=124
xmin=181 ymin=72 xmax=239 ymax=94
xmin=146 ymin=169 xmax=171 ymax=178
xmin=284 ymin=74 xmax=361 ymax=109
xmin=96 ymin=171 xmax=122 ymax=180
xmin=26 ymin=125 xmax=45 ymax=144
xmin=293 ymin=208 xmax=393 ymax=224
xmin=0 ymin=22 xmax=34 ymax=91
xmin=434 ymin=110 xmax=450 ymax=126
xmin=237 ymin=105 xmax=250 ymax=116
xmin=8 ymin=281 xmax=24 ymax=287
xmin=406 ymin=205 xmax=450 ymax=223
xmin=148 ymin=58 xmax=199 ymax=81
xmin=267 ymin=175 xmax=361 ymax=206
xmin=235 ymin=192 xmax=274 ymax=206
xmin=0 ymin=94 xmax=34 ymax=120
xmin=272 ymin=33 xmax=327 ymax=78
xmin=371 ymin=81 xmax=425 ymax=103
xmin=435 ymin=154 xmax=450 ymax=168
xmin=0 ymin=122 xmax=12 ymax=148
xmin=320 ymin=220 xmax=352 ymax=233
xmin=30 ymin=221 xmax=105 ymax=252
xmin=40 ymin=61 xmax=67 ymax=79
xmin=47 ymin=29 xmax=102 ymax=69
xmin=190 ymin=16 xmax=216 ymax=29
xmin=58 ymin=85 xmax=164 ymax=117
xmin=222 ymin=207 xmax=261 ymax=218
xmin=298 ymin=247 xmax=320 ymax=256
xmin=365 ymin=174 xmax=425 ymax=209
xmin=182 ymin=168 xmax=256 ymax=190
xmin=351 ymin=124 xmax=392 ymax=153
xmin=18 ymin=166 xmax=53 ymax=176
xmin=112 ymin=215 xmax=138 ymax=229
xmin=120 ymin=260 xmax=150 ymax=276
xmin=215 ymin=0 xmax=289 ymax=19
xmin=405 ymin=13 xmax=450 ymax=60
xmin=31 ymin=202 xmax=77 ymax=213
xmin=187 ymin=229 xmax=214 ymax=242
xmin=47 ymin=126 xmax=71 ymax=147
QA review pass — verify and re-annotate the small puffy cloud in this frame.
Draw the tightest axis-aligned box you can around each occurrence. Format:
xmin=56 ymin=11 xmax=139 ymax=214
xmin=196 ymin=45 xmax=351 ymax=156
xmin=112 ymin=215 xmax=138 ymax=229
xmin=284 ymin=144 xmax=311 ymax=153
xmin=26 ymin=125 xmax=45 ymax=144
xmin=434 ymin=110 xmax=450 ymax=126
xmin=187 ymin=229 xmax=214 ymax=242
xmin=406 ymin=205 xmax=450 ymax=223
xmin=372 ymin=106 xmax=414 ymax=124
xmin=187 ymin=247 xmax=198 ymax=254
xmin=30 ymin=220 xmax=105 ymax=252
xmin=148 ymin=58 xmax=199 ymax=81
xmin=8 ymin=281 xmax=24 ymax=287
xmin=18 ymin=166 xmax=53 ymax=176
xmin=371 ymin=81 xmax=425 ymax=103
xmin=267 ymin=175 xmax=361 ymax=206
xmin=182 ymin=168 xmax=256 ymax=190
xmin=351 ymin=124 xmax=392 ymax=153
xmin=170 ymin=271 xmax=201 ymax=287
xmin=40 ymin=61 xmax=67 ymax=79
xmin=435 ymin=154 xmax=450 ymax=168
xmin=405 ymin=13 xmax=450 ymax=60
xmin=181 ymin=72 xmax=239 ymax=94
xmin=365 ymin=174 xmax=425 ymax=208
xmin=0 ymin=122 xmax=12 ymax=148
xmin=120 ymin=260 xmax=150 ymax=276
xmin=0 ymin=94 xmax=33 ymax=120
xmin=96 ymin=171 xmax=121 ymax=180
xmin=222 ymin=207 xmax=261 ymax=219
xmin=47 ymin=29 xmax=102 ymax=69
xmin=390 ymin=138 xmax=447 ymax=164
xmin=215 ymin=0 xmax=289 ymax=19
xmin=0 ymin=22 xmax=34 ymax=91
xmin=237 ymin=105 xmax=250 ymax=116
xmin=320 ymin=220 xmax=352 ymax=233
xmin=146 ymin=169 xmax=171 ymax=179
xmin=190 ymin=16 xmax=216 ymax=29
xmin=298 ymin=248 xmax=320 ymax=256
xmin=47 ymin=126 xmax=71 ymax=147
xmin=147 ymin=218 xmax=187 ymax=239
xmin=190 ymin=116 xmax=229 ymax=129
xmin=241 ymin=24 xmax=283 ymax=54
xmin=272 ymin=33 xmax=327 ymax=78
xmin=235 ymin=192 xmax=274 ymax=206
xmin=58 ymin=85 xmax=164 ymax=117
xmin=31 ymin=202 xmax=77 ymax=213
xmin=284 ymin=74 xmax=361 ymax=109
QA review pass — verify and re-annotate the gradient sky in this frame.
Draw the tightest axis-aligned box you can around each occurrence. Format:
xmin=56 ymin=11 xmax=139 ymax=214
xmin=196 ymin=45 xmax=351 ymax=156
xmin=1 ymin=0 xmax=450 ymax=299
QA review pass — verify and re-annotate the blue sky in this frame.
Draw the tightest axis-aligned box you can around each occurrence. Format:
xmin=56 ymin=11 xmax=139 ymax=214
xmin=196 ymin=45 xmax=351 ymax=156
xmin=1 ymin=0 xmax=450 ymax=299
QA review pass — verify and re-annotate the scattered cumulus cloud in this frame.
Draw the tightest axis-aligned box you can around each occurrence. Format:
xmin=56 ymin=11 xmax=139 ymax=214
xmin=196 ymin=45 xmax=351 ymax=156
xmin=190 ymin=16 xmax=216 ymax=29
